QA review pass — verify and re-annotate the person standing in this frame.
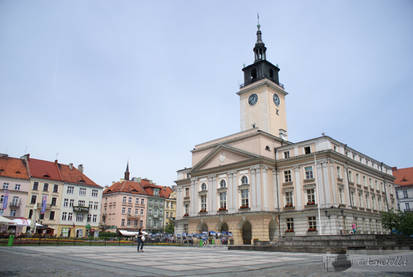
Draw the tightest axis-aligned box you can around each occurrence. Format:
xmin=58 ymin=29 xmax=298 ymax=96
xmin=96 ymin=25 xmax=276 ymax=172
xmin=137 ymin=228 xmax=144 ymax=252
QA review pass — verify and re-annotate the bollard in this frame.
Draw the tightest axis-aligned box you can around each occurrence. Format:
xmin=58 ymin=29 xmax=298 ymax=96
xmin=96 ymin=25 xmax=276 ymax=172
xmin=8 ymin=235 xmax=14 ymax=246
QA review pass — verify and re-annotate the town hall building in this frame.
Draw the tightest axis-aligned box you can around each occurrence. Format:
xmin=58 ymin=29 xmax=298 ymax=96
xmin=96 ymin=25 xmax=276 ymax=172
xmin=174 ymin=24 xmax=397 ymax=245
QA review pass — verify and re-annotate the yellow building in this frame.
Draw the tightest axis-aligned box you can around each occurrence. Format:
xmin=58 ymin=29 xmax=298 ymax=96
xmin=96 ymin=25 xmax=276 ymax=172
xmin=175 ymin=25 xmax=396 ymax=245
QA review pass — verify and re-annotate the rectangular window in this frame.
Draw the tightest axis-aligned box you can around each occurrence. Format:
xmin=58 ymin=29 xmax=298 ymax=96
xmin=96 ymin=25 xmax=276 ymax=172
xmin=87 ymin=214 xmax=91 ymax=222
xmin=39 ymin=213 xmax=44 ymax=220
xmin=308 ymin=216 xmax=317 ymax=230
xmin=185 ymin=188 xmax=189 ymax=197
xmin=241 ymin=189 xmax=249 ymax=208
xmin=356 ymin=173 xmax=359 ymax=184
xmin=122 ymin=207 xmax=126 ymax=214
xmin=359 ymin=192 xmax=363 ymax=208
xmin=201 ymin=195 xmax=207 ymax=211
xmin=135 ymin=198 xmax=139 ymax=204
xmin=304 ymin=146 xmax=311 ymax=154
xmin=406 ymin=203 xmax=410 ymax=211
xmin=89 ymin=201 xmax=93 ymax=208
xmin=337 ymin=166 xmax=341 ymax=179
xmin=67 ymin=186 xmax=74 ymax=194
xmin=10 ymin=209 xmax=16 ymax=216
xmin=15 ymin=184 xmax=21 ymax=191
xmin=43 ymin=183 xmax=48 ymax=192
xmin=135 ymin=209 xmax=138 ymax=215
xmin=28 ymin=209 xmax=33 ymax=219
xmin=69 ymin=199 xmax=74 ymax=207
xmin=49 ymin=211 xmax=55 ymax=220
xmin=68 ymin=212 xmax=73 ymax=221
xmin=140 ymin=220 xmax=143 ymax=227
xmin=350 ymin=191 xmax=354 ymax=206
xmin=219 ymin=192 xmax=227 ymax=210
xmin=372 ymin=195 xmax=376 ymax=210
xmin=31 ymin=195 xmax=37 ymax=204
xmin=76 ymin=213 xmax=83 ymax=222
xmin=365 ymin=194 xmax=370 ymax=209
xmin=284 ymin=151 xmax=290 ymax=159
xmin=3 ymin=183 xmax=9 ymax=190
xmin=53 ymin=184 xmax=58 ymax=193
xmin=62 ymin=212 xmax=67 ymax=221
xmin=93 ymin=215 xmax=97 ymax=222
xmin=91 ymin=190 xmax=98 ymax=197
xmin=285 ymin=191 xmax=293 ymax=207
xmin=78 ymin=200 xmax=85 ymax=207
xmin=140 ymin=209 xmax=144 ymax=215
xmin=12 ymin=196 xmax=19 ymax=206
xmin=128 ymin=207 xmax=131 ymax=215
xmin=123 ymin=196 xmax=126 ymax=204
xmin=339 ymin=188 xmax=344 ymax=204
xmin=33 ymin=182 xmax=38 ymax=190
xmin=141 ymin=199 xmax=144 ymax=205
xmin=51 ymin=197 xmax=57 ymax=206
xmin=79 ymin=188 xmax=86 ymax=195
xmin=363 ymin=176 xmax=366 ymax=186
xmin=306 ymin=189 xmax=315 ymax=205
xmin=94 ymin=202 xmax=98 ymax=210
xmin=305 ymin=166 xmax=313 ymax=179
xmin=286 ymin=218 xmax=294 ymax=231
xmin=284 ymin=170 xmax=292 ymax=183
xmin=121 ymin=219 xmax=125 ymax=226
xmin=348 ymin=170 xmax=353 ymax=182
xmin=403 ymin=190 xmax=408 ymax=199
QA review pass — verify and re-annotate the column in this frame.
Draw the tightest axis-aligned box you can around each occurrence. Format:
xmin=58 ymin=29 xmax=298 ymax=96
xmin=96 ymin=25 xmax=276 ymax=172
xmin=316 ymin=163 xmax=324 ymax=207
xmin=211 ymin=176 xmax=217 ymax=213
xmin=228 ymin=172 xmax=234 ymax=212
xmin=322 ymin=163 xmax=331 ymax=207
xmin=256 ymin=167 xmax=262 ymax=210
xmin=294 ymin=166 xmax=302 ymax=209
xmin=262 ymin=166 xmax=268 ymax=211
xmin=208 ymin=176 xmax=213 ymax=214
xmin=176 ymin=187 xmax=183 ymax=219
xmin=273 ymin=169 xmax=279 ymax=211
xmin=330 ymin=163 xmax=337 ymax=206
xmin=232 ymin=172 xmax=238 ymax=210
xmin=190 ymin=180 xmax=196 ymax=215
xmin=251 ymin=168 xmax=257 ymax=210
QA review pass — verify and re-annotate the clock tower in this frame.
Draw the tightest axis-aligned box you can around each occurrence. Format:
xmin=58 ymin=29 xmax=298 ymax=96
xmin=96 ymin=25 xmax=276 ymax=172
xmin=237 ymin=24 xmax=288 ymax=140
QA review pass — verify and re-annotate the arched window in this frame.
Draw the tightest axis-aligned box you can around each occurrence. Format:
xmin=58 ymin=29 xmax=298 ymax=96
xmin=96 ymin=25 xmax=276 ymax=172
xmin=251 ymin=69 xmax=257 ymax=80
xmin=220 ymin=180 xmax=226 ymax=188
xmin=241 ymin=176 xmax=248 ymax=185
xmin=201 ymin=183 xmax=207 ymax=191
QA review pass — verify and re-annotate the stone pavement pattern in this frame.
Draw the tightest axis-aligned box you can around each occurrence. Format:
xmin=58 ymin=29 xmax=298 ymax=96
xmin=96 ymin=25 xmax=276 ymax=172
xmin=0 ymin=246 xmax=410 ymax=276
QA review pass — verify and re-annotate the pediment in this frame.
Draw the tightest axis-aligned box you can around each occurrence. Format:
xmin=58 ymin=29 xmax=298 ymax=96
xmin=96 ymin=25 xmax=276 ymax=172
xmin=192 ymin=145 xmax=259 ymax=172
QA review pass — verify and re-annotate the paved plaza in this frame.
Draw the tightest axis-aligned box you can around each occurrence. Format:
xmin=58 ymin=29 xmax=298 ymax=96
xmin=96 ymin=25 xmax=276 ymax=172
xmin=0 ymin=246 xmax=411 ymax=276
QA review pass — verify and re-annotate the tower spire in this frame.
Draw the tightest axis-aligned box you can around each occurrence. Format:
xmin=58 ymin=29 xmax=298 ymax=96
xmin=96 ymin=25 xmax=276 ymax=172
xmin=124 ymin=161 xmax=130 ymax=181
xmin=253 ymin=15 xmax=266 ymax=62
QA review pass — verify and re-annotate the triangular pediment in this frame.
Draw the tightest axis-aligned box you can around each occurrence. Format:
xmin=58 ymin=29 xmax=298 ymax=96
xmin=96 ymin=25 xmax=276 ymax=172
xmin=192 ymin=144 xmax=259 ymax=172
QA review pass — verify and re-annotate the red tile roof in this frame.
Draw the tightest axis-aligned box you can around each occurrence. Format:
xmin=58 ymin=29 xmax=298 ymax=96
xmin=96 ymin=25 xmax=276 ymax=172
xmin=160 ymin=186 xmax=173 ymax=198
xmin=393 ymin=167 xmax=413 ymax=187
xmin=58 ymin=163 xmax=100 ymax=188
xmin=28 ymin=158 xmax=62 ymax=182
xmin=0 ymin=156 xmax=29 ymax=180
xmin=104 ymin=179 xmax=170 ymax=198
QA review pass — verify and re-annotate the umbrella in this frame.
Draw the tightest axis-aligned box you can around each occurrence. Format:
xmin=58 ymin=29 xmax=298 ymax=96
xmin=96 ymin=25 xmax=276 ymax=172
xmin=0 ymin=215 xmax=14 ymax=224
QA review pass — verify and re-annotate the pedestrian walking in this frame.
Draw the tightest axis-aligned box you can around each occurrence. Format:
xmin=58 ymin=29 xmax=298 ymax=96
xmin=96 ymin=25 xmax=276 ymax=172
xmin=137 ymin=228 xmax=145 ymax=252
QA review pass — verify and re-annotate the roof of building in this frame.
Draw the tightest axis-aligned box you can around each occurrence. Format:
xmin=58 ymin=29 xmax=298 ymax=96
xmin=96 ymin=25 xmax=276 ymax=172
xmin=28 ymin=158 xmax=62 ymax=182
xmin=58 ymin=163 xmax=100 ymax=188
xmin=103 ymin=178 xmax=171 ymax=198
xmin=0 ymin=156 xmax=30 ymax=180
xmin=160 ymin=186 xmax=173 ymax=198
xmin=393 ymin=167 xmax=413 ymax=187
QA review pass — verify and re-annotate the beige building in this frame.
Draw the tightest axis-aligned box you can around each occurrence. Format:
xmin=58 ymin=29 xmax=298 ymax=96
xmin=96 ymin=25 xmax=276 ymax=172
xmin=164 ymin=187 xmax=176 ymax=229
xmin=175 ymin=25 xmax=396 ymax=245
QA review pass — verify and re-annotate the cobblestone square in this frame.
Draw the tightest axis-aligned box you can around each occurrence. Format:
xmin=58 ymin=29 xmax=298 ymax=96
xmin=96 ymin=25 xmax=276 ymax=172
xmin=0 ymin=246 xmax=410 ymax=276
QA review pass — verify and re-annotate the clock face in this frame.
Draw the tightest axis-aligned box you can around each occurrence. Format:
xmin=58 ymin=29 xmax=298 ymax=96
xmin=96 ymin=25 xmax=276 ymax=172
xmin=248 ymin=94 xmax=258 ymax=105
xmin=273 ymin=93 xmax=280 ymax=106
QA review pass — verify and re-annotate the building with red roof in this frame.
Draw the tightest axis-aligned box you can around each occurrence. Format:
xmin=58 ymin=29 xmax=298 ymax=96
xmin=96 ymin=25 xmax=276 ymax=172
xmin=393 ymin=167 xmax=413 ymax=212
xmin=0 ymin=154 xmax=31 ymax=236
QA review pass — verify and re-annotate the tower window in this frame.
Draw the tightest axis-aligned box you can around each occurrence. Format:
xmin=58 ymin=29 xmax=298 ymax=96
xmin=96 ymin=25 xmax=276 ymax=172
xmin=251 ymin=69 xmax=257 ymax=80
xmin=269 ymin=69 xmax=274 ymax=79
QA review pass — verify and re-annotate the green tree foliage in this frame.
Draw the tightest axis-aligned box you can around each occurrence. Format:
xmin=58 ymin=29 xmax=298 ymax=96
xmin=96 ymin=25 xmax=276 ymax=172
xmin=381 ymin=210 xmax=413 ymax=236
xmin=165 ymin=222 xmax=174 ymax=234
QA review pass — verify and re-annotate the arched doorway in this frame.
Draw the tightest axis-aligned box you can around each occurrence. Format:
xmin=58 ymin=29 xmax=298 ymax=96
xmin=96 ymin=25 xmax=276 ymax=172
xmin=220 ymin=223 xmax=229 ymax=233
xmin=198 ymin=223 xmax=208 ymax=233
xmin=242 ymin=221 xmax=252 ymax=245
xmin=269 ymin=219 xmax=277 ymax=241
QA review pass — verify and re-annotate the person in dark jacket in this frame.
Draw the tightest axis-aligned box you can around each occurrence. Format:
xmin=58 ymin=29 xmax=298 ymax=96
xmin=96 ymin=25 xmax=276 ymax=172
xmin=137 ymin=228 xmax=144 ymax=252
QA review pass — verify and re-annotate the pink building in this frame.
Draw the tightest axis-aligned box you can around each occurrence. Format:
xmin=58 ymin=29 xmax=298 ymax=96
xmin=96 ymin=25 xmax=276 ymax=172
xmin=0 ymin=154 xmax=31 ymax=235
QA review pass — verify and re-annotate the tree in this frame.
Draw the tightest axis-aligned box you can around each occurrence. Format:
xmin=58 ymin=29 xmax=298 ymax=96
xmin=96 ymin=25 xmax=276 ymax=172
xmin=381 ymin=210 xmax=413 ymax=236
xmin=165 ymin=222 xmax=174 ymax=234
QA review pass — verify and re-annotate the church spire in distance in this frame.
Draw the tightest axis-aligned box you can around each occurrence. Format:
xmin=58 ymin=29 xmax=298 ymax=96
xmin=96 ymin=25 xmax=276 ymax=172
xmin=124 ymin=161 xmax=130 ymax=181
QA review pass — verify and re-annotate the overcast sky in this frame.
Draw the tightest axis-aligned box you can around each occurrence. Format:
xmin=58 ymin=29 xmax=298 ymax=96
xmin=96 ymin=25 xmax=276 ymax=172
xmin=1 ymin=0 xmax=412 ymax=188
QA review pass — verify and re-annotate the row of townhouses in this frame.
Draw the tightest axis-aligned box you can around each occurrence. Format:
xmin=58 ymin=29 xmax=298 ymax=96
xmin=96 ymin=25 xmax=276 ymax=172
xmin=0 ymin=155 xmax=177 ymax=237
xmin=0 ymin=154 xmax=102 ymax=237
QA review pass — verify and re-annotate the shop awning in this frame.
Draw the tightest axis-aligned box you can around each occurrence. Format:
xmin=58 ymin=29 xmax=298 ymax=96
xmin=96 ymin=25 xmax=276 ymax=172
xmin=0 ymin=215 xmax=14 ymax=224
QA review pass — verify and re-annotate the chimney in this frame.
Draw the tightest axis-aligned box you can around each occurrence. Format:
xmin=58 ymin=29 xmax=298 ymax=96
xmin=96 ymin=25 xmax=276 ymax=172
xmin=392 ymin=167 xmax=397 ymax=172
xmin=78 ymin=164 xmax=84 ymax=173
xmin=69 ymin=163 xmax=73 ymax=170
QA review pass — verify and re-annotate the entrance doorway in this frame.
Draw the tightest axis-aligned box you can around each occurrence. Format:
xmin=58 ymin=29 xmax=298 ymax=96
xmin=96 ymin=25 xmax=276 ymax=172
xmin=269 ymin=219 xmax=277 ymax=241
xmin=242 ymin=221 xmax=252 ymax=245
xmin=198 ymin=223 xmax=208 ymax=233
xmin=220 ymin=223 xmax=229 ymax=233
